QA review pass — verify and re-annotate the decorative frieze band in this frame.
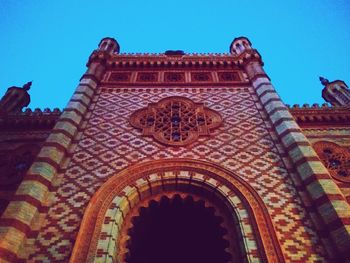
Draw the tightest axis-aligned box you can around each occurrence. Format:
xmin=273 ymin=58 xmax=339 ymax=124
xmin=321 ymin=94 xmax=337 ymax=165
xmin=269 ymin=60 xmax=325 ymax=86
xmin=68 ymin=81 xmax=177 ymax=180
xmin=103 ymin=70 xmax=246 ymax=85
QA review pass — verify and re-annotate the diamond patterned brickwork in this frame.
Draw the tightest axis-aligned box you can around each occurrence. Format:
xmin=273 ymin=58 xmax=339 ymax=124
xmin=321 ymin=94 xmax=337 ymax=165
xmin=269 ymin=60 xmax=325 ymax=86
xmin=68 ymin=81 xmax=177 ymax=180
xmin=29 ymin=87 xmax=327 ymax=262
xmin=302 ymin=128 xmax=350 ymax=204
xmin=313 ymin=137 xmax=350 ymax=203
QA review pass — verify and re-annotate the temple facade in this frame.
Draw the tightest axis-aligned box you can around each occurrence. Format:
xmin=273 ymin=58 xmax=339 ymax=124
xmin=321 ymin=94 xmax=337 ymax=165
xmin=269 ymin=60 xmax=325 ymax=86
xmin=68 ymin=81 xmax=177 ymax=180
xmin=0 ymin=37 xmax=349 ymax=262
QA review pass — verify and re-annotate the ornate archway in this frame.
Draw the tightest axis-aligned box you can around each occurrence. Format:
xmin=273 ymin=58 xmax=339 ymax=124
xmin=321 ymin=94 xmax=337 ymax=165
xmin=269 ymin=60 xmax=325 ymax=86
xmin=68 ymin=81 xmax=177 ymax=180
xmin=70 ymin=159 xmax=284 ymax=262
xmin=123 ymin=191 xmax=244 ymax=263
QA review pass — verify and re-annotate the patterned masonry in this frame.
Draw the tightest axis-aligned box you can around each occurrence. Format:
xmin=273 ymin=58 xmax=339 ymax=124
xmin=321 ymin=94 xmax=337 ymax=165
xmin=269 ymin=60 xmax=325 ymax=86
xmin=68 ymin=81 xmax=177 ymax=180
xmin=0 ymin=36 xmax=349 ymax=262
xmin=313 ymin=141 xmax=350 ymax=180
xmin=28 ymin=87 xmax=326 ymax=262
xmin=130 ymin=96 xmax=222 ymax=146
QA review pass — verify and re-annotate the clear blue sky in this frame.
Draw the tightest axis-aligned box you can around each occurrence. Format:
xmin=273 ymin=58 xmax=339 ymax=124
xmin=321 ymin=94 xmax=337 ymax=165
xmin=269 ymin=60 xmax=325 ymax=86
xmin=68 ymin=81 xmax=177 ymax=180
xmin=0 ymin=1 xmax=349 ymax=109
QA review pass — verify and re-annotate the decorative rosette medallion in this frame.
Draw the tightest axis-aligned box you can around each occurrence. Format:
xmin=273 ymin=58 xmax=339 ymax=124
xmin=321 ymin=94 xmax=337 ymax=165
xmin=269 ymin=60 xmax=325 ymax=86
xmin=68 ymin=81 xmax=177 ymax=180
xmin=313 ymin=141 xmax=350 ymax=182
xmin=130 ymin=96 xmax=222 ymax=146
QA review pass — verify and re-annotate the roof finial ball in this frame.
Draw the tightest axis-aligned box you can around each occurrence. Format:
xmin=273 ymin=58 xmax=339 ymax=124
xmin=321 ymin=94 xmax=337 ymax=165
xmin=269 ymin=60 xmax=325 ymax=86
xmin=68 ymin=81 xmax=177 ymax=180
xmin=230 ymin=37 xmax=252 ymax=55
xmin=98 ymin=37 xmax=120 ymax=54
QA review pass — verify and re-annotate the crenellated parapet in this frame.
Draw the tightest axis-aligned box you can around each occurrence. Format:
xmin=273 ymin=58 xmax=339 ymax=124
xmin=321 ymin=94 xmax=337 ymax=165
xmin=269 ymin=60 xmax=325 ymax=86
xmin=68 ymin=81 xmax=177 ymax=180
xmin=104 ymin=53 xmax=237 ymax=69
xmin=87 ymin=51 xmax=263 ymax=71
xmin=287 ymin=103 xmax=331 ymax=109
xmin=87 ymin=37 xmax=262 ymax=72
xmin=0 ymin=108 xmax=62 ymax=130
xmin=85 ymin=37 xmax=268 ymax=88
xmin=0 ymin=82 xmax=62 ymax=130
xmin=288 ymin=103 xmax=350 ymax=127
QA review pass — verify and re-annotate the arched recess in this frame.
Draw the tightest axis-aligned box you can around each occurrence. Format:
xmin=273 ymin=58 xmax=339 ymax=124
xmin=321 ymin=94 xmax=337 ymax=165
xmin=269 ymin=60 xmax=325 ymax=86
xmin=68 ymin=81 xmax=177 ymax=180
xmin=70 ymin=159 xmax=285 ymax=262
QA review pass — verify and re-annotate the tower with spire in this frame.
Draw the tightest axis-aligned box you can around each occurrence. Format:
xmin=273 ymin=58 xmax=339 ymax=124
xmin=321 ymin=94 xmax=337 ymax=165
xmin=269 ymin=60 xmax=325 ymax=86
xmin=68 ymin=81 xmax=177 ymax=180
xmin=320 ymin=76 xmax=350 ymax=106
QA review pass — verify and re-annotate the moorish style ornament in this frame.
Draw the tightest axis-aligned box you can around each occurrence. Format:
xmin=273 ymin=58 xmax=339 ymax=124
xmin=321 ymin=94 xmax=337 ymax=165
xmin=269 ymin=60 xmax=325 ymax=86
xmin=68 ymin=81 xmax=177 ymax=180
xmin=130 ymin=96 xmax=222 ymax=146
xmin=313 ymin=141 xmax=350 ymax=182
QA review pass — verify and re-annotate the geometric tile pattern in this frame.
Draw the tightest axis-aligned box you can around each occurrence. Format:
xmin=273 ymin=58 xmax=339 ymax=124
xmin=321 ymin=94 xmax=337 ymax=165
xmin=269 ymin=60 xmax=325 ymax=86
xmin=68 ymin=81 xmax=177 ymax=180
xmin=29 ymin=87 xmax=327 ymax=262
xmin=313 ymin=139 xmax=350 ymax=204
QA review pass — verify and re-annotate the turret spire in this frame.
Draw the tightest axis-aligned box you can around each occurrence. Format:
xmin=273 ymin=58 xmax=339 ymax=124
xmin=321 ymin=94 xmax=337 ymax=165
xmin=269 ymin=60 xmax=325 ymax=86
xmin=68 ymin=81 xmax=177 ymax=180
xmin=321 ymin=77 xmax=350 ymax=106
xmin=0 ymin=82 xmax=32 ymax=113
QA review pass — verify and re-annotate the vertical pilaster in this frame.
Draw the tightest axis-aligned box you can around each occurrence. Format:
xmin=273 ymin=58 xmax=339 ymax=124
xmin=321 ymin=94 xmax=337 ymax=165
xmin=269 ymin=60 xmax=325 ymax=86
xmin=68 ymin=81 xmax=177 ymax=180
xmin=231 ymin=37 xmax=350 ymax=260
xmin=0 ymin=38 xmax=119 ymax=262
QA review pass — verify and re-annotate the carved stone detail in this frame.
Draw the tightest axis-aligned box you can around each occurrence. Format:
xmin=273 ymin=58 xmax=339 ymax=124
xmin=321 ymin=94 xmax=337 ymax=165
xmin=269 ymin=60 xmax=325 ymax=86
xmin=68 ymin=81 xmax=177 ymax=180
xmin=130 ymin=96 xmax=222 ymax=146
xmin=218 ymin=72 xmax=240 ymax=82
xmin=313 ymin=141 xmax=350 ymax=183
xmin=191 ymin=72 xmax=212 ymax=82
xmin=137 ymin=72 xmax=158 ymax=82
xmin=164 ymin=72 xmax=185 ymax=82
xmin=109 ymin=72 xmax=131 ymax=82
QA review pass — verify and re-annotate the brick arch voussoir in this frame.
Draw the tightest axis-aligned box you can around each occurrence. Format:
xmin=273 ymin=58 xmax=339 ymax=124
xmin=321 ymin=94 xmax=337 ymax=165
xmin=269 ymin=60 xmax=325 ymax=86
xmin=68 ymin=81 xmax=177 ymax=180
xmin=70 ymin=158 xmax=285 ymax=263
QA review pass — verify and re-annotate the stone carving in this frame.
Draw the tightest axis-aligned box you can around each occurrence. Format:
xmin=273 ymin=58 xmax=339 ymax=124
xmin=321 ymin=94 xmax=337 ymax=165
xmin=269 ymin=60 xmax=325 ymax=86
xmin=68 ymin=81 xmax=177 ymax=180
xmin=313 ymin=141 xmax=350 ymax=182
xmin=130 ymin=96 xmax=222 ymax=146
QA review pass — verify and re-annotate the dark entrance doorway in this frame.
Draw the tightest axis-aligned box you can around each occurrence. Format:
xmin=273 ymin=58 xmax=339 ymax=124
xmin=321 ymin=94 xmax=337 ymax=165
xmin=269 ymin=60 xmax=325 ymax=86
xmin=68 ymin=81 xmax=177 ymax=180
xmin=126 ymin=195 xmax=234 ymax=263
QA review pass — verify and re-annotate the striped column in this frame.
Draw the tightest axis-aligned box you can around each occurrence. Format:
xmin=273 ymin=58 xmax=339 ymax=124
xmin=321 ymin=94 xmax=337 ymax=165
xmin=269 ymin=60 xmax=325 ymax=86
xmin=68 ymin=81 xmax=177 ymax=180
xmin=250 ymin=70 xmax=350 ymax=258
xmin=0 ymin=65 xmax=104 ymax=262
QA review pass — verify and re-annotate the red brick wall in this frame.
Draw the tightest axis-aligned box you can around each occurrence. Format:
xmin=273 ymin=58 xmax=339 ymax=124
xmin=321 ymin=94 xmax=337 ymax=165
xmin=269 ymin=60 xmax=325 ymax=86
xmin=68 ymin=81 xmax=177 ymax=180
xmin=28 ymin=84 xmax=327 ymax=261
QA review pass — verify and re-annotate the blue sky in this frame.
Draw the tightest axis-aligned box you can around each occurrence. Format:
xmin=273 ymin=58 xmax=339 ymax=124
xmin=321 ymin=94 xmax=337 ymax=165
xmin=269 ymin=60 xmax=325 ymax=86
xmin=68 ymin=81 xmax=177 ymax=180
xmin=0 ymin=1 xmax=349 ymax=109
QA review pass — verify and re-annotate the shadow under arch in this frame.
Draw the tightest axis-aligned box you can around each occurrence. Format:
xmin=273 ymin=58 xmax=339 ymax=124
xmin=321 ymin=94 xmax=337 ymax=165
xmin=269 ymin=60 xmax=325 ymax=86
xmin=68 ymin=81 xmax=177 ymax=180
xmin=70 ymin=158 xmax=285 ymax=262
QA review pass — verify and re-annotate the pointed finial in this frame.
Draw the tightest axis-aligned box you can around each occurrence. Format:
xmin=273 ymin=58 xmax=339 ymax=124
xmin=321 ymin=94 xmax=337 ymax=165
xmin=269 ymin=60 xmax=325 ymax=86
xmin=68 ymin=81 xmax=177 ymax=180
xmin=319 ymin=76 xmax=329 ymax=86
xmin=22 ymin=81 xmax=32 ymax=91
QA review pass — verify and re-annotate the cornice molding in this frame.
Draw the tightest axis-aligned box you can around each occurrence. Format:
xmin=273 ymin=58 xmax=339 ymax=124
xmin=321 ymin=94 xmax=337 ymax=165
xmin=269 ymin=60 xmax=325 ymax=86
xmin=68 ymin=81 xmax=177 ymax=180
xmin=289 ymin=105 xmax=350 ymax=126
xmin=0 ymin=108 xmax=61 ymax=130
xmin=89 ymin=50 xmax=242 ymax=69
xmin=233 ymin=49 xmax=264 ymax=67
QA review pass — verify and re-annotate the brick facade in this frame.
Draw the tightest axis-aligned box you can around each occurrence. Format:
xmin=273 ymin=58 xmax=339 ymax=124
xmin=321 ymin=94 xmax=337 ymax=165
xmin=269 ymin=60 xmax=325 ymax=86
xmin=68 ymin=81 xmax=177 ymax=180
xmin=0 ymin=37 xmax=349 ymax=262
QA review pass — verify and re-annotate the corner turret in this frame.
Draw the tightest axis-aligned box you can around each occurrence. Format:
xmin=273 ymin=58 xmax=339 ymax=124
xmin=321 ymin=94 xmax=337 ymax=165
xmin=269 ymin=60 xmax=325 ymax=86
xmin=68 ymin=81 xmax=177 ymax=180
xmin=230 ymin=37 xmax=266 ymax=82
xmin=230 ymin=37 xmax=252 ymax=55
xmin=320 ymin=77 xmax=350 ymax=106
xmin=98 ymin=37 xmax=120 ymax=54
xmin=85 ymin=38 xmax=120 ymax=81
xmin=0 ymin=82 xmax=32 ymax=113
